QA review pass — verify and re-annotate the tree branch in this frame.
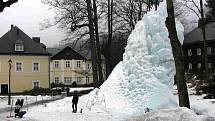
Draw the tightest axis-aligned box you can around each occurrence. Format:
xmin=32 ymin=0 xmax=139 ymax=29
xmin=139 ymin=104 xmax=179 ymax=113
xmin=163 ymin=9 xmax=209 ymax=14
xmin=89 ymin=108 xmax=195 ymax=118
xmin=0 ymin=0 xmax=18 ymax=12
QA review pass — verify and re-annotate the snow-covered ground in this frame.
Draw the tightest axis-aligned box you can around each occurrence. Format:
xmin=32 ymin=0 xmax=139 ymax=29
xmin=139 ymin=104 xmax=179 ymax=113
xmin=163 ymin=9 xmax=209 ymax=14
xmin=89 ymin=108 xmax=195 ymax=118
xmin=0 ymin=95 xmax=57 ymax=109
xmin=69 ymin=87 xmax=94 ymax=93
xmin=0 ymin=90 xmax=214 ymax=121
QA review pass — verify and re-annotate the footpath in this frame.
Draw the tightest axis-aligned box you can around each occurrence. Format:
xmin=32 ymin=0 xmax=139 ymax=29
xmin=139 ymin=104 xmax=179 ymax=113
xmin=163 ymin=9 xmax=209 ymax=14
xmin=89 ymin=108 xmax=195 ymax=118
xmin=0 ymin=95 xmax=65 ymax=113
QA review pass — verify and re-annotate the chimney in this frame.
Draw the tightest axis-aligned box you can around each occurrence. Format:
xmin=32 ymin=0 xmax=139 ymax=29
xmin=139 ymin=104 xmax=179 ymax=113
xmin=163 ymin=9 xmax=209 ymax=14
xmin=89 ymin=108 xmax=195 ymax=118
xmin=32 ymin=37 xmax=40 ymax=43
xmin=11 ymin=24 xmax=14 ymax=29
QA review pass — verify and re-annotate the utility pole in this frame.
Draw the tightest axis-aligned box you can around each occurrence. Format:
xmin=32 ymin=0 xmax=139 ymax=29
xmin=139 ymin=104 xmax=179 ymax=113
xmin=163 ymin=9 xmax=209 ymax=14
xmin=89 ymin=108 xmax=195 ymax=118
xmin=200 ymin=0 xmax=210 ymax=85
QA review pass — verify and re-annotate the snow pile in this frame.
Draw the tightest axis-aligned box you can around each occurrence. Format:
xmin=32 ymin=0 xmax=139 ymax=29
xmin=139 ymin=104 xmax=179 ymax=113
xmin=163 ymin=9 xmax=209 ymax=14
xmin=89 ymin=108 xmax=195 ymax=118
xmin=87 ymin=1 xmax=184 ymax=117
xmin=128 ymin=107 xmax=213 ymax=121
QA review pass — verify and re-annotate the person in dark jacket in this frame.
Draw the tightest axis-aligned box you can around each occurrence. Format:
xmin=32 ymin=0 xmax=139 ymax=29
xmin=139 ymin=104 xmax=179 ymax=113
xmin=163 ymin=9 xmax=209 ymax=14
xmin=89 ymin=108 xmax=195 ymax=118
xmin=14 ymin=99 xmax=26 ymax=118
xmin=20 ymin=99 xmax=24 ymax=107
xmin=72 ymin=91 xmax=79 ymax=113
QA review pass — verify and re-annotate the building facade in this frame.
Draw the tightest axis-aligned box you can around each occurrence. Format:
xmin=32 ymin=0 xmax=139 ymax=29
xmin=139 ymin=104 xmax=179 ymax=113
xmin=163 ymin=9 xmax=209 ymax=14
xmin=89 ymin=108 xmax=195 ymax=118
xmin=183 ymin=22 xmax=215 ymax=83
xmin=0 ymin=25 xmax=50 ymax=94
xmin=49 ymin=46 xmax=105 ymax=86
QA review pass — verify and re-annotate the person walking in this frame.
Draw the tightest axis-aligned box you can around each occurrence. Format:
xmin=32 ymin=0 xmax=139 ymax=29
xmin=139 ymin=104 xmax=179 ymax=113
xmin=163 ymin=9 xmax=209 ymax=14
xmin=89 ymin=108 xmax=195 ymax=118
xmin=72 ymin=91 xmax=79 ymax=113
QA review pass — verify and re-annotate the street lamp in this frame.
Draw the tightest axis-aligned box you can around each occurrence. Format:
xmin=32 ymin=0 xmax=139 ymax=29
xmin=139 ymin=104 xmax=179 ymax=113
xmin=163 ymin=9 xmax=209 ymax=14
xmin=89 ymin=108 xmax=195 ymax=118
xmin=8 ymin=59 xmax=12 ymax=105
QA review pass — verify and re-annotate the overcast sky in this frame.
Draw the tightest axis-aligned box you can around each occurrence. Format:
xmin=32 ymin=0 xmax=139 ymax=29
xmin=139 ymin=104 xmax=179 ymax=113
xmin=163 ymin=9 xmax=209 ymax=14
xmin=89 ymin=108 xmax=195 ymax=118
xmin=0 ymin=0 xmax=65 ymax=47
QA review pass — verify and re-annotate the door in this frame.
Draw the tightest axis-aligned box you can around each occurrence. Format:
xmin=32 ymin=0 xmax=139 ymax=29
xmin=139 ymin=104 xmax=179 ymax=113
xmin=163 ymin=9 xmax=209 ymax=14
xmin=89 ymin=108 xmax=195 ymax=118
xmin=1 ymin=84 xmax=8 ymax=94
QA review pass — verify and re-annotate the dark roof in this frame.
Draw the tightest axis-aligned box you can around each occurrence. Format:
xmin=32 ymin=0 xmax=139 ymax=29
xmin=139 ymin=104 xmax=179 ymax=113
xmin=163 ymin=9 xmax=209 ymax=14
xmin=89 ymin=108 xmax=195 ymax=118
xmin=48 ymin=46 xmax=105 ymax=60
xmin=0 ymin=26 xmax=50 ymax=56
xmin=51 ymin=46 xmax=87 ymax=60
xmin=47 ymin=48 xmax=61 ymax=56
xmin=184 ymin=22 xmax=215 ymax=44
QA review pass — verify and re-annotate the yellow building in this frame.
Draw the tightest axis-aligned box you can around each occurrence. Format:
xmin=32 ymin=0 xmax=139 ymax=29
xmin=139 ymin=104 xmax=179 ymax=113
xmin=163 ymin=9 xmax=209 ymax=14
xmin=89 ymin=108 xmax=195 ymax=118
xmin=48 ymin=46 xmax=106 ymax=86
xmin=0 ymin=25 xmax=50 ymax=94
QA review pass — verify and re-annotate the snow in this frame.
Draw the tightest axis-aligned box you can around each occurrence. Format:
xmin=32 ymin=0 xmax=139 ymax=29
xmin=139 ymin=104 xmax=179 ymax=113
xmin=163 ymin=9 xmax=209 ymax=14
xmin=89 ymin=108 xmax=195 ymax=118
xmin=128 ymin=107 xmax=212 ymax=121
xmin=69 ymin=87 xmax=94 ymax=93
xmin=1 ymin=92 xmax=214 ymax=121
xmin=0 ymin=1 xmax=215 ymax=121
xmin=86 ymin=1 xmax=184 ymax=118
xmin=0 ymin=95 xmax=55 ymax=109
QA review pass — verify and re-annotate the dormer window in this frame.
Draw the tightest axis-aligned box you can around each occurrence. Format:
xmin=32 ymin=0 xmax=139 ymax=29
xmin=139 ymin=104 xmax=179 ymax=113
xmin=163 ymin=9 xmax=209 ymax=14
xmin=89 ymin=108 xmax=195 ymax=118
xmin=15 ymin=43 xmax=24 ymax=51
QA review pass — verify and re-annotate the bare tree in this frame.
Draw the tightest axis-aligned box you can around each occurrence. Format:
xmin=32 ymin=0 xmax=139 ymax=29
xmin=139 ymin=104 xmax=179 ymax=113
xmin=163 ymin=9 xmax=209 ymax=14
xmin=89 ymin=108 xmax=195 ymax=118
xmin=93 ymin=0 xmax=104 ymax=85
xmin=165 ymin=0 xmax=190 ymax=108
xmin=106 ymin=0 xmax=113 ymax=77
xmin=42 ymin=0 xmax=105 ymax=87
xmin=0 ymin=0 xmax=18 ymax=12
xmin=41 ymin=0 xmax=89 ymax=43
xmin=85 ymin=0 xmax=99 ymax=87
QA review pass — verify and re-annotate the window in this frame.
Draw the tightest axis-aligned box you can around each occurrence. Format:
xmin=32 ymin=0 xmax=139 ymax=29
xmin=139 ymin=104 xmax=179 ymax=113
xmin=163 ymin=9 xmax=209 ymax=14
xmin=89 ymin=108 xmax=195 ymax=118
xmin=65 ymin=61 xmax=70 ymax=68
xmin=54 ymin=77 xmax=60 ymax=84
xmin=87 ymin=64 xmax=90 ymax=69
xmin=15 ymin=43 xmax=24 ymax=51
xmin=32 ymin=80 xmax=40 ymax=89
xmin=198 ymin=63 xmax=201 ymax=69
xmin=54 ymin=61 xmax=59 ymax=68
xmin=86 ymin=76 xmax=90 ymax=84
xmin=207 ymin=47 xmax=212 ymax=55
xmin=188 ymin=49 xmax=192 ymax=56
xmin=77 ymin=61 xmax=81 ymax=68
xmin=188 ymin=63 xmax=192 ymax=70
xmin=77 ymin=77 xmax=81 ymax=83
xmin=197 ymin=48 xmax=201 ymax=55
xmin=208 ymin=63 xmax=212 ymax=69
xmin=209 ymin=74 xmax=213 ymax=79
xmin=33 ymin=62 xmax=39 ymax=72
xmin=16 ymin=62 xmax=23 ymax=72
xmin=64 ymin=77 xmax=72 ymax=85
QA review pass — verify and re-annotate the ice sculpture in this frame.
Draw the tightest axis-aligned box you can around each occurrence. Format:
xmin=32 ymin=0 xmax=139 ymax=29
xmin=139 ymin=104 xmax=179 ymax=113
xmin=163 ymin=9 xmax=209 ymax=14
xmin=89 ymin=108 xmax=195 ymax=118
xmin=86 ymin=1 xmax=184 ymax=117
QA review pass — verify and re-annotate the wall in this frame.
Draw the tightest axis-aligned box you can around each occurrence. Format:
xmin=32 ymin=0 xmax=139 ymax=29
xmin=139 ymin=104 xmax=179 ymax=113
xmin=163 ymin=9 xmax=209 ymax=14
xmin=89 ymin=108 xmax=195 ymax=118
xmin=50 ymin=59 xmax=93 ymax=85
xmin=0 ymin=55 xmax=49 ymax=93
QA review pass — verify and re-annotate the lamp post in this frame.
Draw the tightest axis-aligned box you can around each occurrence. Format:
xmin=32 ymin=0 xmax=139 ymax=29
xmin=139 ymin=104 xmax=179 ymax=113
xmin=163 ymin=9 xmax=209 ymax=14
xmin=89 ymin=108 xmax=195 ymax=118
xmin=8 ymin=59 xmax=12 ymax=105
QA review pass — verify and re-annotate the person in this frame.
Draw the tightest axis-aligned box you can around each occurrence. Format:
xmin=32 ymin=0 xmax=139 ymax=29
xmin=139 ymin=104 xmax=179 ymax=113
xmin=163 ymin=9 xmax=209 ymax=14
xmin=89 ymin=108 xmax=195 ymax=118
xmin=20 ymin=99 xmax=24 ymax=107
xmin=72 ymin=91 xmax=79 ymax=113
xmin=66 ymin=87 xmax=70 ymax=97
xmin=14 ymin=99 xmax=26 ymax=118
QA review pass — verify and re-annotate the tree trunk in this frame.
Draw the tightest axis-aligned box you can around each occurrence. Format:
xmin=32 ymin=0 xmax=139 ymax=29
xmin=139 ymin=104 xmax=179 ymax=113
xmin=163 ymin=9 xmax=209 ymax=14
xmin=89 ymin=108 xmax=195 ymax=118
xmin=138 ymin=0 xmax=142 ymax=21
xmin=165 ymin=0 xmax=190 ymax=108
xmin=93 ymin=0 xmax=104 ymax=86
xmin=200 ymin=0 xmax=210 ymax=85
xmin=86 ymin=0 xmax=98 ymax=88
xmin=129 ymin=0 xmax=135 ymax=30
xmin=147 ymin=0 xmax=151 ymax=12
xmin=106 ymin=0 xmax=113 ymax=77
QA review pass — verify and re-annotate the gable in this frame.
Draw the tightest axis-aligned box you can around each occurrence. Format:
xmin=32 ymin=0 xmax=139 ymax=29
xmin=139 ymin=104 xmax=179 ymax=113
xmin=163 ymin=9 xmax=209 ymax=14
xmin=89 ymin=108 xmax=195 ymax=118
xmin=0 ymin=26 xmax=49 ymax=56
xmin=51 ymin=46 xmax=86 ymax=60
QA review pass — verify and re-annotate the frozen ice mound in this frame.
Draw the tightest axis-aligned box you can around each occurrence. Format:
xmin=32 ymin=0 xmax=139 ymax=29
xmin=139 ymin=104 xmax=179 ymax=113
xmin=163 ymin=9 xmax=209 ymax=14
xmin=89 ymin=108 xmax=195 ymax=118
xmin=87 ymin=1 xmax=184 ymax=117
xmin=128 ymin=107 xmax=214 ymax=121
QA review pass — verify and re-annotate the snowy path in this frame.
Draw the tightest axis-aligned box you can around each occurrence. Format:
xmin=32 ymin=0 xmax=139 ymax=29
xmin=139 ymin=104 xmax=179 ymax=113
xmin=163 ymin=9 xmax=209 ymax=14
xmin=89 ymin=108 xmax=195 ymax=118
xmin=0 ymin=95 xmax=63 ymax=113
xmin=0 ymin=112 xmax=119 ymax=121
xmin=0 ymin=96 xmax=123 ymax=121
